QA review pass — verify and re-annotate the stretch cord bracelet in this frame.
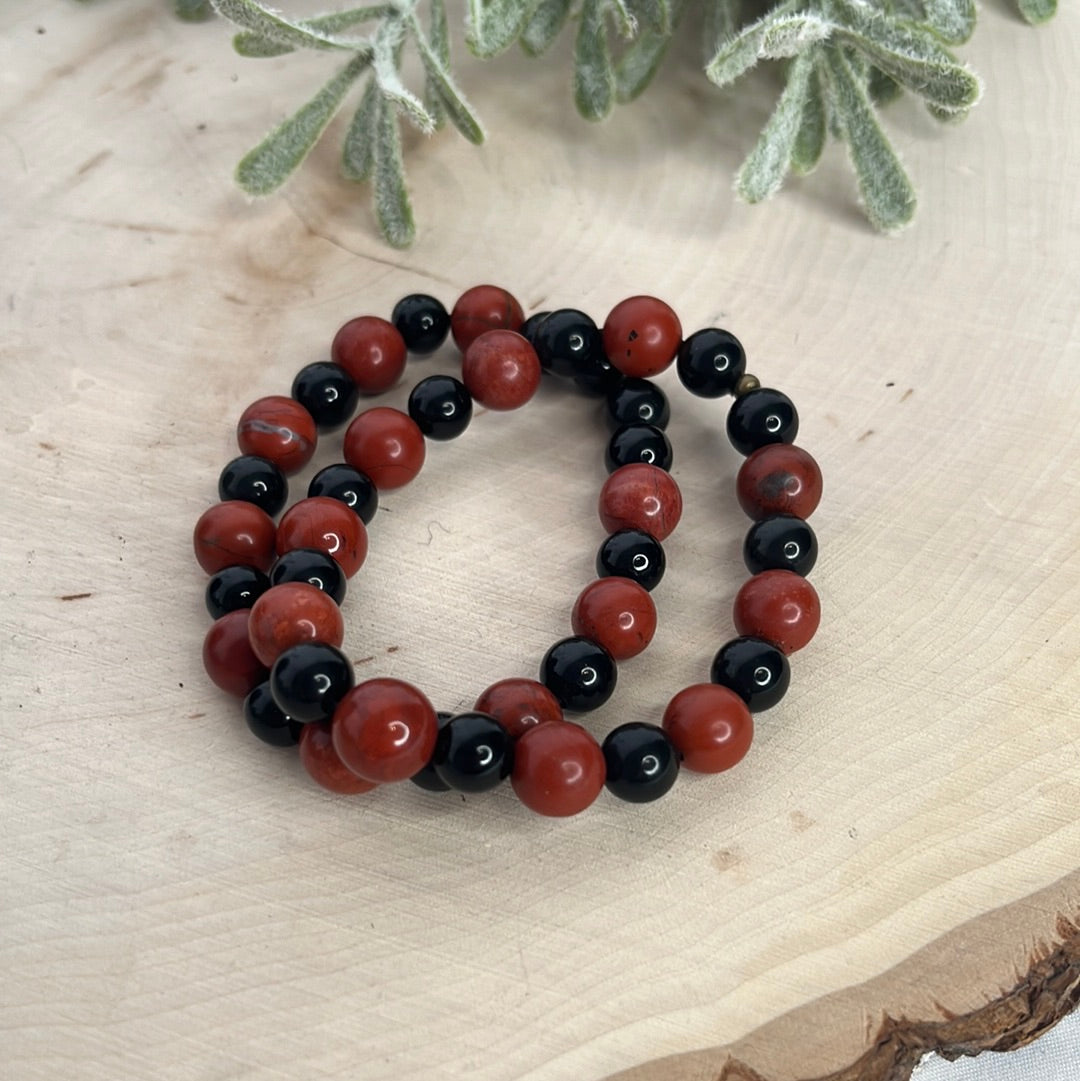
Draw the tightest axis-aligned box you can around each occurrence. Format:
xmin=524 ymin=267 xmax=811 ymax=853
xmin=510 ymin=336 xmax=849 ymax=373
xmin=193 ymin=287 xmax=823 ymax=817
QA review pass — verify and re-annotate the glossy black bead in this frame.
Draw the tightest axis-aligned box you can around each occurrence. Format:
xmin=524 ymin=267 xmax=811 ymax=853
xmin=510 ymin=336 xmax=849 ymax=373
xmin=410 ymin=711 xmax=454 ymax=792
xmin=540 ymin=636 xmax=617 ymax=713
xmin=519 ymin=311 xmax=551 ymax=348
xmin=710 ymin=636 xmax=790 ymax=712
xmin=307 ymin=463 xmax=378 ymax=524
xmin=572 ymin=349 xmax=623 ymax=398
xmin=595 ymin=529 xmax=666 ymax=592
xmin=391 ymin=293 xmax=450 ymax=355
xmin=269 ymin=548 xmax=347 ymax=605
xmin=243 ymin=681 xmax=302 ymax=747
xmin=743 ymin=514 xmax=818 ymax=577
xmin=291 ymin=361 xmax=359 ymax=431
xmin=605 ymin=424 xmax=673 ymax=473
xmin=205 ymin=564 xmax=270 ymax=619
xmin=218 ymin=455 xmax=288 ymax=517
xmin=432 ymin=712 xmax=514 ymax=793
xmin=676 ymin=328 xmax=747 ymax=398
xmin=602 ymin=723 xmax=680 ymax=804
xmin=606 ymin=377 xmax=671 ymax=431
xmin=727 ymin=388 xmax=799 ymax=456
xmin=269 ymin=642 xmax=354 ymax=723
xmin=408 ymin=375 xmax=473 ymax=440
xmin=532 ymin=309 xmax=604 ymax=379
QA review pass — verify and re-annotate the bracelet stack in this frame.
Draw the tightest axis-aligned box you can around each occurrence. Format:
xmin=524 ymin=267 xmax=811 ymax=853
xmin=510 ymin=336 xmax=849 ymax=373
xmin=194 ymin=286 xmax=822 ymax=817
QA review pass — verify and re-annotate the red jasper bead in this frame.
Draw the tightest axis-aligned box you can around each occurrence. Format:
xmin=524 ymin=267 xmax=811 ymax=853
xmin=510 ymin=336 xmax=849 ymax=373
xmin=602 ymin=295 xmax=682 ymax=379
xmin=331 ymin=315 xmax=408 ymax=395
xmin=571 ymin=578 xmax=657 ymax=661
xmin=450 ymin=285 xmax=525 ymax=352
xmin=331 ymin=678 xmax=438 ymax=783
xmin=475 ymin=678 xmax=564 ymax=740
xmin=247 ymin=582 xmax=345 ymax=667
xmin=598 ymin=463 xmax=683 ymax=541
xmin=276 ymin=496 xmax=368 ymax=578
xmin=511 ymin=721 xmax=606 ymax=817
xmin=662 ymin=683 xmax=753 ymax=774
xmin=299 ymin=722 xmax=378 ymax=795
xmin=462 ymin=330 xmax=542 ymax=411
xmin=733 ymin=569 xmax=821 ymax=654
xmin=343 ymin=407 xmax=426 ymax=490
xmin=202 ymin=610 xmax=268 ymax=698
xmin=236 ymin=395 xmax=317 ymax=475
xmin=193 ymin=500 xmax=277 ymax=575
xmin=737 ymin=444 xmax=823 ymax=521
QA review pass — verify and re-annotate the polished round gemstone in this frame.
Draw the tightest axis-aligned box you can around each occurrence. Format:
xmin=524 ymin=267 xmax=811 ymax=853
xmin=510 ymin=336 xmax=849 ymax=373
xmin=602 ymin=722 xmax=679 ymax=803
xmin=733 ymin=570 xmax=821 ymax=655
xmin=205 ymin=564 xmax=271 ymax=619
xmin=461 ymin=330 xmax=542 ymax=411
xmin=676 ymin=328 xmax=747 ymax=398
xmin=450 ymin=285 xmax=525 ymax=352
xmin=570 ymin=577 xmax=657 ymax=661
xmin=275 ymin=496 xmax=368 ymax=578
xmin=432 ymin=712 xmax=514 ymax=793
xmin=743 ymin=514 xmax=818 ymax=576
xmin=605 ymin=424 xmax=673 ymax=472
xmin=291 ymin=361 xmax=360 ymax=430
xmin=602 ymin=295 xmax=682 ymax=379
xmin=343 ymin=407 xmax=426 ymax=490
xmin=598 ymin=463 xmax=683 ymax=541
xmin=736 ymin=444 xmax=823 ymax=521
xmin=727 ymin=388 xmax=798 ymax=455
xmin=299 ymin=722 xmax=379 ymax=795
xmin=269 ymin=641 xmax=354 ymax=723
xmin=307 ymin=463 xmax=378 ymax=525
xmin=409 ymin=712 xmax=454 ymax=793
xmin=710 ymin=636 xmax=790 ymax=712
xmin=236 ymin=395 xmax=317 ymax=474
xmin=474 ymin=678 xmax=564 ymax=740
xmin=247 ymin=582 xmax=345 ymax=667
xmin=511 ymin=721 xmax=606 ymax=817
xmin=539 ymin=636 xmax=617 ymax=713
xmin=531 ymin=308 xmax=603 ymax=379
xmin=193 ymin=500 xmax=277 ymax=575
xmin=595 ymin=528 xmax=666 ymax=592
xmin=331 ymin=316 xmax=407 ymax=393
xmin=269 ymin=547 xmax=347 ymax=605
xmin=606 ymin=377 xmax=670 ymax=431
xmin=218 ymin=455 xmax=288 ymax=517
xmin=391 ymin=294 xmax=450 ymax=355
xmin=662 ymin=683 xmax=753 ymax=774
xmin=243 ymin=681 xmax=302 ymax=747
xmin=202 ymin=610 xmax=268 ymax=698
xmin=408 ymin=375 xmax=473 ymax=440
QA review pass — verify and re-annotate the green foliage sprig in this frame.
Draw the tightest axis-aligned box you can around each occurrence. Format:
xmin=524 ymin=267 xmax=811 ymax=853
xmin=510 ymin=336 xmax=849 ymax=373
xmin=163 ymin=0 xmax=1053 ymax=244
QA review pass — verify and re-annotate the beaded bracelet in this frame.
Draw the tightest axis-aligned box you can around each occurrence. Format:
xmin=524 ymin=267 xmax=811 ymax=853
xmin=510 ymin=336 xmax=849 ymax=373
xmin=194 ymin=287 xmax=822 ymax=817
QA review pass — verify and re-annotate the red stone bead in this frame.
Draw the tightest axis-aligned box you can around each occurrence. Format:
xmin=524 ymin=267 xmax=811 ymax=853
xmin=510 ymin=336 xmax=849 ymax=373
xmin=343 ymin=407 xmax=426 ymax=490
xmin=450 ymin=285 xmax=525 ymax=352
xmin=511 ymin=721 xmax=606 ymax=817
xmin=598 ymin=463 xmax=683 ymax=541
xmin=571 ymin=578 xmax=657 ymax=661
xmin=736 ymin=444 xmax=823 ymax=521
xmin=276 ymin=496 xmax=368 ymax=578
xmin=299 ymin=722 xmax=378 ymax=795
xmin=461 ymin=330 xmax=542 ymax=411
xmin=193 ymin=500 xmax=277 ymax=575
xmin=247 ymin=582 xmax=345 ymax=667
xmin=331 ymin=315 xmax=407 ymax=395
xmin=733 ymin=569 xmax=821 ymax=654
xmin=202 ymin=610 xmax=268 ymax=697
xmin=602 ymin=295 xmax=682 ymax=379
xmin=236 ymin=395 xmax=317 ymax=475
xmin=475 ymin=678 xmax=564 ymax=740
xmin=331 ymin=678 xmax=438 ymax=783
xmin=662 ymin=683 xmax=753 ymax=774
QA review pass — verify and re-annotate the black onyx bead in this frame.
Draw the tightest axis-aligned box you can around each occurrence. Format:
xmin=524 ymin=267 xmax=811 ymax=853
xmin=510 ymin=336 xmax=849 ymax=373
xmin=540 ymin=636 xmax=617 ymax=713
xmin=605 ymin=424 xmax=673 ymax=473
xmin=291 ymin=361 xmax=359 ymax=431
xmin=391 ymin=293 xmax=450 ymax=355
xmin=710 ymin=636 xmax=790 ymax=712
xmin=269 ymin=642 xmax=354 ymax=723
xmin=519 ymin=311 xmax=551 ymax=349
xmin=269 ymin=548 xmax=347 ymax=605
xmin=218 ymin=455 xmax=288 ymax=517
xmin=606 ymin=377 xmax=671 ymax=431
xmin=532 ymin=309 xmax=604 ymax=379
xmin=243 ymin=681 xmax=302 ymax=747
xmin=602 ymin=723 xmax=680 ymax=804
xmin=432 ymin=712 xmax=514 ymax=793
xmin=408 ymin=375 xmax=473 ymax=440
xmin=676 ymin=328 xmax=747 ymax=398
xmin=307 ymin=463 xmax=378 ymax=524
xmin=596 ymin=529 xmax=666 ymax=592
xmin=205 ymin=564 xmax=270 ymax=619
xmin=727 ymin=388 xmax=798 ymax=456
xmin=410 ymin=711 xmax=454 ymax=792
xmin=572 ymin=350 xmax=623 ymax=398
xmin=743 ymin=514 xmax=818 ymax=577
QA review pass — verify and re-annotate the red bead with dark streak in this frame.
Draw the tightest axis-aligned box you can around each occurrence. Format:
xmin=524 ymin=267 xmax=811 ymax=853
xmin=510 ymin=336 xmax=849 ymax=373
xmin=598 ymin=463 xmax=683 ymax=541
xmin=202 ymin=610 xmax=268 ymax=698
xmin=275 ymin=496 xmax=368 ymax=578
xmin=733 ymin=569 xmax=820 ymax=654
xmin=247 ymin=582 xmax=345 ymax=666
xmin=475 ymin=678 xmax=564 ymax=740
xmin=450 ymin=285 xmax=525 ymax=352
xmin=236 ymin=395 xmax=317 ymax=475
xmin=193 ymin=500 xmax=277 ymax=575
xmin=737 ymin=444 xmax=823 ymax=521
xmin=571 ymin=577 xmax=657 ymax=661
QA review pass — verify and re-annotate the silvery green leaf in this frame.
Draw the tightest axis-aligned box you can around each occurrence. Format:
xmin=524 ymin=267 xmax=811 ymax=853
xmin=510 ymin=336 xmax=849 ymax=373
xmin=574 ymin=0 xmax=616 ymax=121
xmin=608 ymin=0 xmax=639 ymax=38
xmin=421 ymin=0 xmax=450 ymax=130
xmin=920 ymin=0 xmax=976 ymax=44
xmin=467 ymin=0 xmax=539 ymax=58
xmin=342 ymin=76 xmax=379 ymax=181
xmin=633 ymin=0 xmax=671 ymax=34
xmin=373 ymin=24 xmax=436 ymax=133
xmin=926 ymin=101 xmax=969 ymax=123
xmin=521 ymin=0 xmax=572 ymax=56
xmin=373 ymin=100 xmax=416 ymax=248
xmin=867 ymin=64 xmax=903 ymax=105
xmin=703 ymin=0 xmax=742 ymax=64
xmin=233 ymin=7 xmax=389 ymax=58
xmin=736 ymin=51 xmax=815 ymax=203
xmin=615 ymin=31 xmax=673 ymax=102
xmin=1016 ymin=0 xmax=1056 ymax=23
xmin=822 ymin=45 xmax=915 ymax=232
xmin=831 ymin=1 xmax=981 ymax=111
xmin=175 ymin=0 xmax=212 ymax=20
xmin=706 ymin=11 xmax=831 ymax=88
xmin=236 ymin=53 xmax=369 ymax=196
xmin=410 ymin=13 xmax=486 ymax=143
xmin=211 ymin=0 xmax=357 ymax=51
xmin=790 ymin=58 xmax=826 ymax=175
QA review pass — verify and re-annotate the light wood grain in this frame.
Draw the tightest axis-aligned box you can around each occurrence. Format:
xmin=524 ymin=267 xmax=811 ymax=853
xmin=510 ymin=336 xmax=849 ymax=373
xmin=1 ymin=2 xmax=1078 ymax=1080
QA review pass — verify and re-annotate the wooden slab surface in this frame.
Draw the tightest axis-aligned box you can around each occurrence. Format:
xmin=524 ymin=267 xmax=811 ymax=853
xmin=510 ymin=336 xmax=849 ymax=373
xmin=2 ymin=2 xmax=1079 ymax=1080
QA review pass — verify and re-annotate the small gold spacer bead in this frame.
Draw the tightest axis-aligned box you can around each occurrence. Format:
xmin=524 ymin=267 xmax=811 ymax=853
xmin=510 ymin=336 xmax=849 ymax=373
xmin=734 ymin=374 xmax=761 ymax=398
